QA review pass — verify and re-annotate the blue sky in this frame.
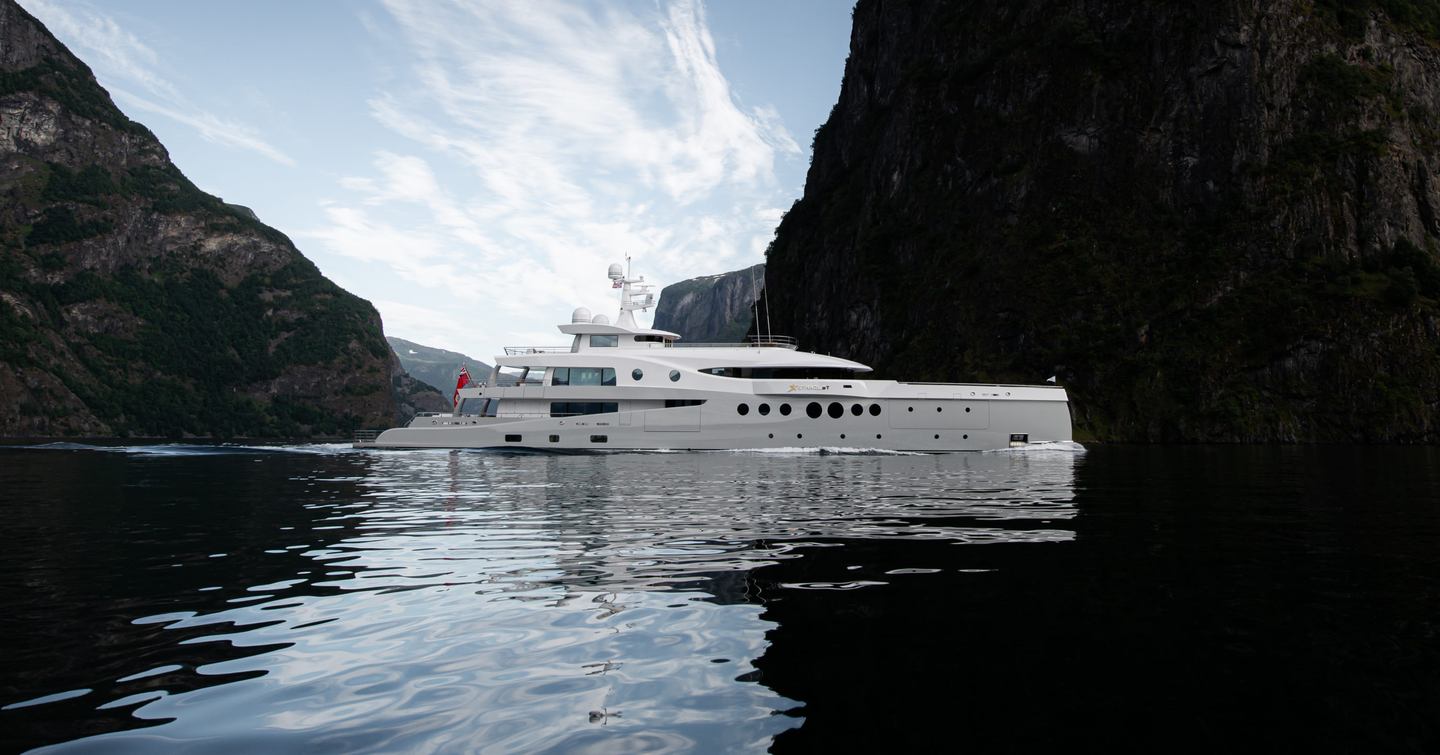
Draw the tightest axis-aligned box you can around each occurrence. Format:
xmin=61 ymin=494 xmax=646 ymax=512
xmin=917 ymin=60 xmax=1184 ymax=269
xmin=22 ymin=0 xmax=854 ymax=361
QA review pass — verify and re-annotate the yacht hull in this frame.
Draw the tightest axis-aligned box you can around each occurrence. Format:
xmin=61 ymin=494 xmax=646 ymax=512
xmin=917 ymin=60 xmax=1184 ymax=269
xmin=364 ymin=390 xmax=1072 ymax=452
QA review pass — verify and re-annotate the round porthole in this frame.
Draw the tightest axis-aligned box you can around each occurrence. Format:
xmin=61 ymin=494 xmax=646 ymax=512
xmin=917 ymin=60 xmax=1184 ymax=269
xmin=936 ymin=406 xmax=943 ymax=412
xmin=669 ymin=370 xmax=681 ymax=382
xmin=850 ymin=403 xmax=863 ymax=416
xmin=965 ymin=407 xmax=971 ymax=413
xmin=840 ymin=434 xmax=846 ymax=439
xmin=768 ymin=433 xmax=774 ymax=439
xmin=934 ymin=434 xmax=940 ymax=439
xmin=779 ymin=403 xmax=792 ymax=416
xmin=797 ymin=433 xmax=804 ymax=439
xmin=907 ymin=406 xmax=914 ymax=412
xmin=806 ymin=402 xmax=822 ymax=419
xmin=963 ymin=434 xmax=968 ymax=439
xmin=876 ymin=434 xmax=882 ymax=439
xmin=632 ymin=368 xmax=643 ymax=381
xmin=869 ymin=404 xmax=881 ymax=416
xmin=758 ymin=403 xmax=771 ymax=416
xmin=737 ymin=403 xmax=750 ymax=416
xmin=827 ymin=402 xmax=843 ymax=418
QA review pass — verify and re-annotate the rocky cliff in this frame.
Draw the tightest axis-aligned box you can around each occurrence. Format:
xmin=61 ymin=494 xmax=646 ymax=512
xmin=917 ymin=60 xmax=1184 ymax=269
xmin=764 ymin=0 xmax=1440 ymax=442
xmin=0 ymin=0 xmax=428 ymax=438
xmin=653 ymin=263 xmax=765 ymax=342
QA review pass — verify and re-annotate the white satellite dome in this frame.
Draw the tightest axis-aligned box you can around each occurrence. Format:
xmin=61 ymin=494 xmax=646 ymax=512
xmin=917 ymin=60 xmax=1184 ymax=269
xmin=607 ymin=263 xmax=624 ymax=280
xmin=591 ymin=314 xmax=611 ymax=325
xmin=571 ymin=307 xmax=592 ymax=324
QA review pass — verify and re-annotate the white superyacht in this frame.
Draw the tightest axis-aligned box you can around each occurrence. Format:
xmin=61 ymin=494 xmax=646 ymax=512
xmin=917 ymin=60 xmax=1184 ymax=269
xmin=361 ymin=264 xmax=1072 ymax=451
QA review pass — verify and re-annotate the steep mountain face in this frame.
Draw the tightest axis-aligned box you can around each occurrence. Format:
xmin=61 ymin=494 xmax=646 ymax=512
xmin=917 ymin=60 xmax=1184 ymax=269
xmin=653 ymin=263 xmax=765 ymax=342
xmin=0 ymin=0 xmax=413 ymax=437
xmin=387 ymin=336 xmax=491 ymax=398
xmin=764 ymin=0 xmax=1440 ymax=442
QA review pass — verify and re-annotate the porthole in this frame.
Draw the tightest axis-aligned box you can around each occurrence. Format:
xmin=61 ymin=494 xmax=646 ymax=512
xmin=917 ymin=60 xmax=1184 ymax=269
xmin=797 ymin=433 xmax=804 ymax=439
xmin=806 ymin=402 xmax=822 ymax=419
xmin=549 ymin=435 xmax=559 ymax=443
xmin=965 ymin=407 xmax=971 ymax=413
xmin=779 ymin=403 xmax=792 ymax=416
xmin=876 ymin=434 xmax=882 ymax=439
xmin=963 ymin=434 xmax=968 ymax=439
xmin=632 ymin=368 xmax=643 ymax=381
xmin=737 ymin=403 xmax=750 ymax=416
xmin=850 ymin=403 xmax=863 ymax=416
xmin=758 ymin=403 xmax=771 ymax=416
xmin=869 ymin=404 xmax=881 ymax=416
xmin=669 ymin=370 xmax=681 ymax=382
xmin=907 ymin=406 xmax=914 ymax=412
xmin=936 ymin=406 xmax=943 ymax=412
xmin=768 ymin=433 xmax=774 ymax=439
xmin=827 ymin=402 xmax=843 ymax=418
xmin=934 ymin=434 xmax=940 ymax=439
xmin=840 ymin=433 xmax=846 ymax=440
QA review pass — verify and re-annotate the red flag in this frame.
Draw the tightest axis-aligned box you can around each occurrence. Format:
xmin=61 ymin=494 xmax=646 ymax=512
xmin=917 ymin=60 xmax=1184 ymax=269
xmin=453 ymin=365 xmax=471 ymax=411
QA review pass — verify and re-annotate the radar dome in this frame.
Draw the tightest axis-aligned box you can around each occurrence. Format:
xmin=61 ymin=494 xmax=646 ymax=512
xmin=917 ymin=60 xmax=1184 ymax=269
xmin=607 ymin=263 xmax=624 ymax=280
xmin=591 ymin=314 xmax=611 ymax=325
xmin=571 ymin=307 xmax=592 ymax=324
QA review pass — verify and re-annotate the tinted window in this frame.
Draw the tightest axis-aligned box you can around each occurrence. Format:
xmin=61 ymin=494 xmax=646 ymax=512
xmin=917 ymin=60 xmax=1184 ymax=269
xmin=550 ymin=402 xmax=619 ymax=416
xmin=632 ymin=368 xmax=643 ymax=381
xmin=669 ymin=370 xmax=681 ymax=382
xmin=665 ymin=399 xmax=705 ymax=408
xmin=590 ymin=335 xmax=618 ymax=347
xmin=552 ymin=368 xmax=569 ymax=386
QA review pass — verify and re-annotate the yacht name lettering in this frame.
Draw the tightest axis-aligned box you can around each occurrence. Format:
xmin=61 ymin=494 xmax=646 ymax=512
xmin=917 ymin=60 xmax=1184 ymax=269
xmin=788 ymin=384 xmax=831 ymax=392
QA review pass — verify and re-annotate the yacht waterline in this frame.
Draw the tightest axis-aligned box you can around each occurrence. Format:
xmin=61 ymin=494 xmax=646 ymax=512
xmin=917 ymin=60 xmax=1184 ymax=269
xmin=361 ymin=264 xmax=1072 ymax=452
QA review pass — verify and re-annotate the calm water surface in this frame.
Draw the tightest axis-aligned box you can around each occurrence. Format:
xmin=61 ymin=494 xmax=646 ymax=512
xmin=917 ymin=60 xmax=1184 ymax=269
xmin=0 ymin=444 xmax=1437 ymax=753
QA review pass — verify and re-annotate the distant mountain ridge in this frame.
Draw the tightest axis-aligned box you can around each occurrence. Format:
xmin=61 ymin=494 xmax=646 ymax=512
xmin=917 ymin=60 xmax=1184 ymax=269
xmin=0 ymin=0 xmax=437 ymax=437
xmin=388 ymin=337 xmax=492 ymax=395
xmin=653 ymin=263 xmax=764 ymax=343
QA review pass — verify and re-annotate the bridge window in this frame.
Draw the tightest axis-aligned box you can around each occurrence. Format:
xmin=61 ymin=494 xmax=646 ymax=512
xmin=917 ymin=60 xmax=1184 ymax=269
xmin=552 ymin=367 xmax=616 ymax=386
xmin=590 ymin=335 xmax=619 ymax=347
xmin=633 ymin=335 xmax=667 ymax=343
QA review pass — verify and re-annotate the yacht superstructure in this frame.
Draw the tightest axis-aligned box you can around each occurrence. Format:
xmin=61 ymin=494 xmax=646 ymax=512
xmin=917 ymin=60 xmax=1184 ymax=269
xmin=361 ymin=264 xmax=1072 ymax=451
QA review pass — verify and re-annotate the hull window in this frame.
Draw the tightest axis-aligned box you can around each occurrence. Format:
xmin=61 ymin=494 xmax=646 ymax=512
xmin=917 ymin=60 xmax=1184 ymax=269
xmin=737 ymin=403 xmax=750 ymax=416
xmin=827 ymin=402 xmax=843 ymax=418
xmin=850 ymin=403 xmax=863 ymax=416
xmin=505 ymin=434 xmax=521 ymax=442
xmin=805 ymin=402 xmax=822 ymax=419
xmin=665 ymin=399 xmax=705 ymax=408
xmin=549 ymin=435 xmax=560 ymax=443
xmin=869 ymin=403 xmax=881 ymax=416
xmin=551 ymin=402 xmax=619 ymax=416
xmin=758 ymin=403 xmax=771 ymax=416
xmin=779 ymin=403 xmax=792 ymax=416
xmin=590 ymin=435 xmax=608 ymax=443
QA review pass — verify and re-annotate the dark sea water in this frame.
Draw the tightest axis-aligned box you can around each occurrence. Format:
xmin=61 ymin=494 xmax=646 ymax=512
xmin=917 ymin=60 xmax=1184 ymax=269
xmin=1 ymin=443 xmax=1438 ymax=753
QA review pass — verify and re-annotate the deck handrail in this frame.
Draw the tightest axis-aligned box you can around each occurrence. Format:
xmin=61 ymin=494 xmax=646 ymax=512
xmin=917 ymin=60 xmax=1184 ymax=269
xmin=671 ymin=335 xmax=798 ymax=350
xmin=503 ymin=346 xmax=571 ymax=355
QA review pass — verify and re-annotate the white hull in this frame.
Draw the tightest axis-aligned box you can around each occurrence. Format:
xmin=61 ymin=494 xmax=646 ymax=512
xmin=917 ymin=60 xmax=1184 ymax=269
xmin=366 ymin=384 xmax=1070 ymax=452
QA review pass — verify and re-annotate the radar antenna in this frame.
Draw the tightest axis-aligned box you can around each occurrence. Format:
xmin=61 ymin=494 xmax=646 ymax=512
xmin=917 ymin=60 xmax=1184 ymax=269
xmin=612 ymin=255 xmax=655 ymax=330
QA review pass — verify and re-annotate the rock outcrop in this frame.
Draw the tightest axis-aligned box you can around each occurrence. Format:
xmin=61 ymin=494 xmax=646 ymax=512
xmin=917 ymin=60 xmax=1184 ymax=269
xmin=764 ymin=0 xmax=1440 ymax=442
xmin=0 ymin=0 xmax=419 ymax=437
xmin=653 ymin=263 xmax=765 ymax=343
xmin=387 ymin=336 xmax=491 ymax=398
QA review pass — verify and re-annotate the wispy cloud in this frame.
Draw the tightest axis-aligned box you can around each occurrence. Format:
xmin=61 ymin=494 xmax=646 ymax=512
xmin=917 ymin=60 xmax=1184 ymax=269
xmin=310 ymin=0 xmax=802 ymax=354
xmin=21 ymin=0 xmax=295 ymax=166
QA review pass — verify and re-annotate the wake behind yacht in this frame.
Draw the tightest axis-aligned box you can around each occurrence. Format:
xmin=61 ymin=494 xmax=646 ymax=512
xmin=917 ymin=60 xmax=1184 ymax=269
xmin=360 ymin=264 xmax=1072 ymax=451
